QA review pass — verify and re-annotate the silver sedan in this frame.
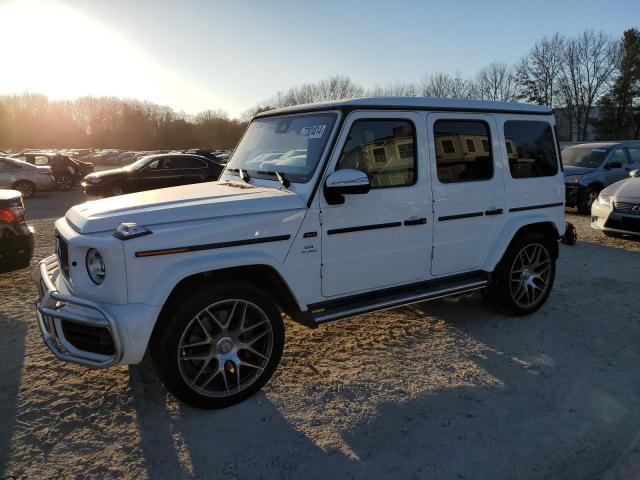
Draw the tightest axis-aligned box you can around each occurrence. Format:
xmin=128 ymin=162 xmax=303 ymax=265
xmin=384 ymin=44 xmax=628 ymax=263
xmin=591 ymin=169 xmax=640 ymax=238
xmin=0 ymin=157 xmax=57 ymax=198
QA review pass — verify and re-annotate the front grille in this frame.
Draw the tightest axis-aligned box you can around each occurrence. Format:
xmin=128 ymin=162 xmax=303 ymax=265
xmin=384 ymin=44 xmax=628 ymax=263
xmin=61 ymin=320 xmax=115 ymax=355
xmin=55 ymin=234 xmax=70 ymax=279
xmin=613 ymin=201 xmax=640 ymax=215
xmin=605 ymin=215 xmax=640 ymax=233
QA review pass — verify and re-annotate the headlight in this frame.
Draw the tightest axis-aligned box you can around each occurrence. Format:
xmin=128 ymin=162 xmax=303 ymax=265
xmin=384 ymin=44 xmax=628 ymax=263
xmin=86 ymin=248 xmax=106 ymax=285
xmin=85 ymin=176 xmax=101 ymax=184
xmin=598 ymin=192 xmax=612 ymax=206
xmin=564 ymin=175 xmax=582 ymax=184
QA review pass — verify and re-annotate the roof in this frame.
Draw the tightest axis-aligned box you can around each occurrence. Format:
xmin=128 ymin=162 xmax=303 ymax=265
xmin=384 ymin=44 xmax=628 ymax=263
xmin=0 ymin=189 xmax=22 ymax=201
xmin=565 ymin=141 xmax=640 ymax=149
xmin=255 ymin=96 xmax=553 ymax=118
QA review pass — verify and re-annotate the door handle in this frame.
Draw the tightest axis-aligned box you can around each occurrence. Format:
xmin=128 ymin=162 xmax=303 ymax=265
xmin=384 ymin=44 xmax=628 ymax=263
xmin=404 ymin=217 xmax=427 ymax=226
xmin=485 ymin=208 xmax=503 ymax=216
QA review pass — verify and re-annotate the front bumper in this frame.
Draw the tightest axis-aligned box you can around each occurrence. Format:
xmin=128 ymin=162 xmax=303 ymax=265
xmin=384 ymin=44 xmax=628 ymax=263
xmin=81 ymin=182 xmax=105 ymax=196
xmin=32 ymin=255 xmax=123 ymax=367
xmin=565 ymin=184 xmax=584 ymax=207
xmin=591 ymin=200 xmax=640 ymax=237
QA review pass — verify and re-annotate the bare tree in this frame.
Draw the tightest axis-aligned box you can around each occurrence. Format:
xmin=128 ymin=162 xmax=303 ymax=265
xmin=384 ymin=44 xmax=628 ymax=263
xmin=516 ymin=33 xmax=565 ymax=106
xmin=420 ymin=72 xmax=473 ymax=98
xmin=472 ymin=62 xmax=518 ymax=102
xmin=368 ymin=82 xmax=418 ymax=97
xmin=558 ymin=30 xmax=620 ymax=140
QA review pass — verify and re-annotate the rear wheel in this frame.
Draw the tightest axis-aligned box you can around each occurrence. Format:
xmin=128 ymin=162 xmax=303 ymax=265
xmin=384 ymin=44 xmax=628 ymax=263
xmin=577 ymin=186 xmax=599 ymax=214
xmin=486 ymin=232 xmax=556 ymax=315
xmin=150 ymin=282 xmax=284 ymax=409
xmin=12 ymin=180 xmax=35 ymax=198
xmin=55 ymin=176 xmax=73 ymax=191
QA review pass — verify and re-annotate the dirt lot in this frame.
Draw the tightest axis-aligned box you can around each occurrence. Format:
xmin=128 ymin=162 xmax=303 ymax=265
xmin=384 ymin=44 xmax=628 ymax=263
xmin=1 ymin=189 xmax=640 ymax=480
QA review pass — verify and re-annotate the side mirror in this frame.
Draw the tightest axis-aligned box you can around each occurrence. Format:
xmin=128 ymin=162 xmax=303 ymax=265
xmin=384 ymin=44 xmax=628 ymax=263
xmin=324 ymin=169 xmax=370 ymax=205
xmin=606 ymin=161 xmax=622 ymax=169
xmin=630 ymin=169 xmax=640 ymax=178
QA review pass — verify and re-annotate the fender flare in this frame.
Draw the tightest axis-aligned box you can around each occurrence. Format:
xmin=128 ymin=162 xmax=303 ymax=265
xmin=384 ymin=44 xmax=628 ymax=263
xmin=483 ymin=213 xmax=563 ymax=272
xmin=141 ymin=249 xmax=304 ymax=310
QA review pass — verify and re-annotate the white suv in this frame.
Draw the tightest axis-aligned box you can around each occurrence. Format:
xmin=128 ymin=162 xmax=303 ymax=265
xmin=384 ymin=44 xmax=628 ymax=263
xmin=33 ymin=97 xmax=565 ymax=409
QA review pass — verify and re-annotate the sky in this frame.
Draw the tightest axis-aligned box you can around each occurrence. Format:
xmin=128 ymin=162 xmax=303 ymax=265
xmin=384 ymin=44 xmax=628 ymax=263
xmin=0 ymin=0 xmax=638 ymax=118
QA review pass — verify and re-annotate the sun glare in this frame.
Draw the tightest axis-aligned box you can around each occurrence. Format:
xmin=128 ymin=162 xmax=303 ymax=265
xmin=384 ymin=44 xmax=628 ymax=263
xmin=0 ymin=0 xmax=223 ymax=114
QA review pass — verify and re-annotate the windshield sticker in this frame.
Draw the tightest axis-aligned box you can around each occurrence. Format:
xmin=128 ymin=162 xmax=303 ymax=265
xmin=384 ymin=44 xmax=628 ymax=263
xmin=300 ymin=125 xmax=327 ymax=139
xmin=592 ymin=148 xmax=607 ymax=152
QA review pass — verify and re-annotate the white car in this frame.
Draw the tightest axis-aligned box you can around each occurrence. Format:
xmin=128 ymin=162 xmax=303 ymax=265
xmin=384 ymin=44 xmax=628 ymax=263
xmin=591 ymin=169 xmax=640 ymax=237
xmin=33 ymin=97 xmax=565 ymax=409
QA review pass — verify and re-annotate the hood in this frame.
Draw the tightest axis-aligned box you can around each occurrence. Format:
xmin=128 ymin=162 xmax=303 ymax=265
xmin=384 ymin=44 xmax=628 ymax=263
xmin=603 ymin=177 xmax=640 ymax=199
xmin=85 ymin=168 xmax=127 ymax=180
xmin=563 ymin=166 xmax=595 ymax=176
xmin=65 ymin=181 xmax=305 ymax=234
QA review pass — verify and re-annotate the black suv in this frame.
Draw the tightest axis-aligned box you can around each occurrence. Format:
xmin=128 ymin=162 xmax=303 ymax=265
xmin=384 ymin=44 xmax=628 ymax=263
xmin=0 ymin=189 xmax=34 ymax=274
xmin=82 ymin=153 xmax=224 ymax=197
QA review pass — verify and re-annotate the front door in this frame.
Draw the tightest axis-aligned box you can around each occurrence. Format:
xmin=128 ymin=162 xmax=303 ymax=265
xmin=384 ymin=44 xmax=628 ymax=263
xmin=605 ymin=148 xmax=630 ymax=185
xmin=427 ymin=113 xmax=505 ymax=276
xmin=320 ymin=112 xmax=432 ymax=297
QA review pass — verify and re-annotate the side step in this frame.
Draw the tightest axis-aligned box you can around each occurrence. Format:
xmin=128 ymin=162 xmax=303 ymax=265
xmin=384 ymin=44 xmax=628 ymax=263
xmin=307 ymin=273 xmax=489 ymax=325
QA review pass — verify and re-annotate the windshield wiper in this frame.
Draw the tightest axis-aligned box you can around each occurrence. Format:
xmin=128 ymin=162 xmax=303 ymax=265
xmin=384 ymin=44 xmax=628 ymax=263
xmin=257 ymin=170 xmax=290 ymax=188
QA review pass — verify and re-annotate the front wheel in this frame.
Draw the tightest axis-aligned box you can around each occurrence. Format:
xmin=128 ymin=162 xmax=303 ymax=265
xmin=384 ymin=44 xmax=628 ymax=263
xmin=150 ymin=282 xmax=285 ymax=409
xmin=485 ymin=233 xmax=556 ymax=315
xmin=577 ymin=186 xmax=599 ymax=214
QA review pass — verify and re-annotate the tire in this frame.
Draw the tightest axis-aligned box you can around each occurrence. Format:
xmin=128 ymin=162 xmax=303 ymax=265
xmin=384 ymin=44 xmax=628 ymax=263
xmin=108 ymin=182 xmax=125 ymax=196
xmin=12 ymin=180 xmax=35 ymax=198
xmin=485 ymin=232 xmax=556 ymax=315
xmin=150 ymin=282 xmax=285 ymax=409
xmin=55 ymin=176 xmax=73 ymax=191
xmin=577 ymin=186 xmax=599 ymax=214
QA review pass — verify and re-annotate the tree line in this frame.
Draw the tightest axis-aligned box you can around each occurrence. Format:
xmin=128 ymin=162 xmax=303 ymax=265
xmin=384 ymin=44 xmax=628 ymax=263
xmin=0 ymin=28 xmax=638 ymax=150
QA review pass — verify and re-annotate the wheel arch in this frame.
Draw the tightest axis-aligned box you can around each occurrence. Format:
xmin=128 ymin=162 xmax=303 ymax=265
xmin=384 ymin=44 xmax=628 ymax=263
xmin=155 ymin=264 xmax=306 ymax=329
xmin=12 ymin=179 xmax=36 ymax=191
xmin=484 ymin=216 xmax=562 ymax=272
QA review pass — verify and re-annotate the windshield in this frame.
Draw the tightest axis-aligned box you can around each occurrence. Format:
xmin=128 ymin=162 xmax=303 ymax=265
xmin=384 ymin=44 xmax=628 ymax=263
xmin=227 ymin=112 xmax=338 ymax=183
xmin=562 ymin=147 xmax=609 ymax=168
xmin=124 ymin=155 xmax=154 ymax=171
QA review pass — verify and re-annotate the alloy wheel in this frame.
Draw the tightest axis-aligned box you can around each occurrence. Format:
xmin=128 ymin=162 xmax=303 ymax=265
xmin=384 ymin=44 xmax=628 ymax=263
xmin=16 ymin=182 xmax=34 ymax=198
xmin=56 ymin=177 xmax=73 ymax=191
xmin=177 ymin=299 xmax=274 ymax=398
xmin=509 ymin=243 xmax=552 ymax=309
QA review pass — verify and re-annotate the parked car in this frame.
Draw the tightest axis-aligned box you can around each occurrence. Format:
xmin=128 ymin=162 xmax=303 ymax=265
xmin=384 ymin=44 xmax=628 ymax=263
xmin=10 ymin=152 xmax=94 ymax=190
xmin=591 ymin=169 xmax=640 ymax=238
xmin=0 ymin=157 xmax=56 ymax=198
xmin=0 ymin=189 xmax=34 ymax=273
xmin=81 ymin=153 xmax=224 ymax=197
xmin=33 ymin=97 xmax=564 ymax=409
xmin=563 ymin=141 xmax=640 ymax=214
xmin=182 ymin=148 xmax=224 ymax=163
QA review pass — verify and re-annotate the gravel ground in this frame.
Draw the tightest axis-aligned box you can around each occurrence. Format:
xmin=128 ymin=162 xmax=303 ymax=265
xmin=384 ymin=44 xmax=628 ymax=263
xmin=1 ymin=190 xmax=640 ymax=480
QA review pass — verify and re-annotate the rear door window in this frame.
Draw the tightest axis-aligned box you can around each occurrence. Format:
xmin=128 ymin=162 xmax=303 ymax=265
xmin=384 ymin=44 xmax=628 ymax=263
xmin=433 ymin=120 xmax=493 ymax=182
xmin=504 ymin=121 xmax=558 ymax=178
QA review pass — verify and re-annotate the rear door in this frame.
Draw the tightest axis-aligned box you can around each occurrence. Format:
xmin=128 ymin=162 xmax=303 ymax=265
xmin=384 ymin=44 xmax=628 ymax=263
xmin=163 ymin=156 xmax=209 ymax=186
xmin=427 ymin=113 xmax=505 ymax=276
xmin=0 ymin=160 xmax=15 ymax=188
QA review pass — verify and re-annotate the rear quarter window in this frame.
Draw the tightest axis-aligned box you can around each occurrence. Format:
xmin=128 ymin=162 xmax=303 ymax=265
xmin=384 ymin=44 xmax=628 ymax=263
xmin=504 ymin=120 xmax=559 ymax=178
